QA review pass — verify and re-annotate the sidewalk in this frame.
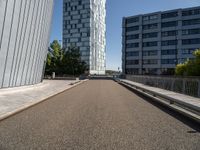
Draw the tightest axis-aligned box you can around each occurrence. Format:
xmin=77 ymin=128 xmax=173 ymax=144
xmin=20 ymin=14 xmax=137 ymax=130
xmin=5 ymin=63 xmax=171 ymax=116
xmin=0 ymin=80 xmax=87 ymax=120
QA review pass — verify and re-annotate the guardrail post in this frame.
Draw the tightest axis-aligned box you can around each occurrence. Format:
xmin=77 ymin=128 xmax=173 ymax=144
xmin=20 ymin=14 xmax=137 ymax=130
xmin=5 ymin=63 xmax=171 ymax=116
xmin=182 ymin=79 xmax=186 ymax=94
xmin=198 ymin=80 xmax=200 ymax=98
xmin=171 ymin=79 xmax=175 ymax=91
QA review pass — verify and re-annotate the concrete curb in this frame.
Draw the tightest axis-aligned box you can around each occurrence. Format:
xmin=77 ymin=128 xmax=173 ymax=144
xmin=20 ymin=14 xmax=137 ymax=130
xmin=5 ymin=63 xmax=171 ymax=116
xmin=118 ymin=80 xmax=200 ymax=124
xmin=0 ymin=80 xmax=88 ymax=121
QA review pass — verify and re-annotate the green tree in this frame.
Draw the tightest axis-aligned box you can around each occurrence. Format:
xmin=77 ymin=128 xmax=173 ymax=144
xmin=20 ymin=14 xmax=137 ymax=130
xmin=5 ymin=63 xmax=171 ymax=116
xmin=45 ymin=41 xmax=87 ymax=76
xmin=45 ymin=40 xmax=63 ymax=75
xmin=175 ymin=49 xmax=200 ymax=76
xmin=61 ymin=46 xmax=87 ymax=76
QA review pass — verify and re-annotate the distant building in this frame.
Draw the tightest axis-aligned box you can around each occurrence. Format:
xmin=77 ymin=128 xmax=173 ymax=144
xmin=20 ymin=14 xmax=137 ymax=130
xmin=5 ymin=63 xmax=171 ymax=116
xmin=0 ymin=0 xmax=54 ymax=88
xmin=122 ymin=6 xmax=200 ymax=75
xmin=63 ymin=0 xmax=106 ymax=75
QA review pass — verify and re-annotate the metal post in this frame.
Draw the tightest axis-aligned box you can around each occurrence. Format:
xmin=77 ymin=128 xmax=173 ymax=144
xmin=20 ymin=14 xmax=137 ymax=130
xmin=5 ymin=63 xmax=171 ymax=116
xmin=182 ymin=79 xmax=186 ymax=94
xmin=198 ymin=79 xmax=200 ymax=98
xmin=171 ymin=79 xmax=173 ymax=91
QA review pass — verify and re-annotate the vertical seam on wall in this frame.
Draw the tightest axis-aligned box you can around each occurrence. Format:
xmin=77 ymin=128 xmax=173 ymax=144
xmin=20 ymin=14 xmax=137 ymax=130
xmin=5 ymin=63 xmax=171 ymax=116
xmin=34 ymin=0 xmax=49 ymax=83
xmin=0 ymin=0 xmax=8 ymax=52
xmin=27 ymin=0 xmax=43 ymax=84
xmin=9 ymin=0 xmax=23 ymax=87
xmin=14 ymin=0 xmax=32 ymax=86
xmin=12 ymin=0 xmax=28 ymax=86
xmin=2 ymin=0 xmax=16 ymax=87
xmin=29 ymin=0 xmax=45 ymax=84
xmin=34 ymin=0 xmax=48 ymax=83
xmin=28 ymin=0 xmax=45 ymax=84
xmin=20 ymin=0 xmax=36 ymax=85
xmin=24 ymin=0 xmax=40 ymax=84
xmin=33 ymin=0 xmax=48 ymax=83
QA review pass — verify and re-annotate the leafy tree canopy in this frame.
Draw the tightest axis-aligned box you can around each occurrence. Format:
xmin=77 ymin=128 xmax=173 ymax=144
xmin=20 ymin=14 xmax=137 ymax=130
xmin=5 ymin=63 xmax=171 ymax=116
xmin=45 ymin=40 xmax=87 ymax=76
xmin=175 ymin=49 xmax=200 ymax=76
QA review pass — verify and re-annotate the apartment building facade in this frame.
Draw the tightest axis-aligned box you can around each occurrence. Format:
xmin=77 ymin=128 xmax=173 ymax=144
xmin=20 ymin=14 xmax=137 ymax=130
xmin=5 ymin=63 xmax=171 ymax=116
xmin=0 ymin=0 xmax=54 ymax=88
xmin=122 ymin=6 xmax=200 ymax=75
xmin=63 ymin=0 xmax=106 ymax=75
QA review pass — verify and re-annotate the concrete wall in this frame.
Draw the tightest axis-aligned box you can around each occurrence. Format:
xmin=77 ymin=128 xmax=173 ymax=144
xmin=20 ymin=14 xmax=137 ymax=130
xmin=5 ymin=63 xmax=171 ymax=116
xmin=0 ymin=0 xmax=54 ymax=88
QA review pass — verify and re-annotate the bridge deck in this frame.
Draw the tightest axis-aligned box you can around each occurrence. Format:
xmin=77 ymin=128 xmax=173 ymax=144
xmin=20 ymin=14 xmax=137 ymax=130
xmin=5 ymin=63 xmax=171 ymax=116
xmin=0 ymin=80 xmax=199 ymax=149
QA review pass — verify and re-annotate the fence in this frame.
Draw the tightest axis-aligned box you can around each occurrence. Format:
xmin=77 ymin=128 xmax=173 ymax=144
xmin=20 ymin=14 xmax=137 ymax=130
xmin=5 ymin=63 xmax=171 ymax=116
xmin=126 ymin=75 xmax=200 ymax=98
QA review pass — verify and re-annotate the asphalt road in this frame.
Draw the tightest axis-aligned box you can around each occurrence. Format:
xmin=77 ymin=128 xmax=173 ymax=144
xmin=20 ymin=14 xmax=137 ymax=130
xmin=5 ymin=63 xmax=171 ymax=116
xmin=0 ymin=80 xmax=199 ymax=150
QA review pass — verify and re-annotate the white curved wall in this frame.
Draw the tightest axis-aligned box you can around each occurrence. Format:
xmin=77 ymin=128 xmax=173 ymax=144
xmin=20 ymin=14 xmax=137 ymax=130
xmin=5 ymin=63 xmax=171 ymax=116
xmin=0 ymin=0 xmax=54 ymax=88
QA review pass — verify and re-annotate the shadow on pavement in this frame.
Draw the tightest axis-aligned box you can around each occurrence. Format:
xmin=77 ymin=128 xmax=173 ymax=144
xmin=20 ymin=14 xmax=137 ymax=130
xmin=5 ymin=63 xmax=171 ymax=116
xmin=119 ymin=82 xmax=200 ymax=133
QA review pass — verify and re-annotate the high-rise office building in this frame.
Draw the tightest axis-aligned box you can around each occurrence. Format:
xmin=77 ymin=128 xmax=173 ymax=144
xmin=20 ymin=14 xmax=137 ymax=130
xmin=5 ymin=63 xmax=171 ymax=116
xmin=0 ymin=0 xmax=54 ymax=88
xmin=63 ymin=0 xmax=106 ymax=75
xmin=122 ymin=6 xmax=200 ymax=75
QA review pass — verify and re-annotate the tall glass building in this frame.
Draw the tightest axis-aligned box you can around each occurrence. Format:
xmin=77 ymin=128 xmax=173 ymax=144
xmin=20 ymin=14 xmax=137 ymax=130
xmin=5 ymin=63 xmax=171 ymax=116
xmin=0 ymin=0 xmax=54 ymax=88
xmin=63 ymin=0 xmax=106 ymax=75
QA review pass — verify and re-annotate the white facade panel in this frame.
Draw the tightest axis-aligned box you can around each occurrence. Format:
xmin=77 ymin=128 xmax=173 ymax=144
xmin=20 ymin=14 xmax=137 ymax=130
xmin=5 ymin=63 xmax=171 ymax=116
xmin=0 ymin=0 xmax=54 ymax=88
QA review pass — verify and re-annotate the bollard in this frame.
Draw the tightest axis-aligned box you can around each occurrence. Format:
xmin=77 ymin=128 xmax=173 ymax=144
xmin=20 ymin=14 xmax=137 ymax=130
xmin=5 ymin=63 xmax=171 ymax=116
xmin=198 ymin=80 xmax=200 ymax=98
xmin=52 ymin=72 xmax=55 ymax=79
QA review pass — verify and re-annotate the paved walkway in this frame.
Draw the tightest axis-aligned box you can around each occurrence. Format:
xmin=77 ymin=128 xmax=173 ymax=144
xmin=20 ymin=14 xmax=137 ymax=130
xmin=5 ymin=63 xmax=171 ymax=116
xmin=120 ymin=79 xmax=200 ymax=106
xmin=0 ymin=80 xmax=199 ymax=150
xmin=0 ymin=80 xmax=82 ymax=120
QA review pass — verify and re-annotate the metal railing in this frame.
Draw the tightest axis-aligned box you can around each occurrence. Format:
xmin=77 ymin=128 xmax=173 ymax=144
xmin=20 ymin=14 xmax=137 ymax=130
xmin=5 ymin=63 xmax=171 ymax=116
xmin=126 ymin=75 xmax=200 ymax=98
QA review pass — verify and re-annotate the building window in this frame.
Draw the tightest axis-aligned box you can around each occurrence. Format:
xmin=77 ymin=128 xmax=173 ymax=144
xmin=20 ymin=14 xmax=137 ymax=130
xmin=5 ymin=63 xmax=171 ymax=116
xmin=182 ymin=9 xmax=200 ymax=16
xmin=126 ymin=43 xmax=139 ymax=48
xmin=143 ymin=16 xmax=149 ymax=21
xmin=143 ymin=14 xmax=158 ymax=21
xmin=161 ymin=49 xmax=176 ymax=55
xmin=161 ymin=59 xmax=176 ymax=64
xmin=143 ymin=41 xmax=157 ymax=47
xmin=126 ymin=34 xmax=139 ymax=40
xmin=143 ymin=68 xmax=158 ymax=75
xmin=182 ymin=19 xmax=200 ymax=26
xmin=161 ymin=21 xmax=178 ymax=28
xmin=182 ymin=38 xmax=200 ymax=45
xmin=125 ymin=68 xmax=139 ymax=75
xmin=126 ymin=17 xmax=139 ymax=24
xmin=126 ymin=26 xmax=139 ymax=32
xmin=142 ymin=32 xmax=158 ymax=39
xmin=143 ymin=50 xmax=158 ymax=56
xmin=161 ymin=12 xmax=178 ymax=19
xmin=162 ymin=30 xmax=178 ymax=37
xmin=161 ymin=68 xmax=175 ymax=75
xmin=182 ymin=48 xmax=196 ymax=54
xmin=126 ymin=51 xmax=139 ymax=57
xmin=162 ymin=40 xmax=177 ymax=46
xmin=182 ymin=28 xmax=200 ymax=35
xmin=143 ymin=59 xmax=158 ymax=65
xmin=143 ymin=23 xmax=158 ymax=30
xmin=65 ymin=3 xmax=70 ymax=11
xmin=126 ymin=60 xmax=139 ymax=65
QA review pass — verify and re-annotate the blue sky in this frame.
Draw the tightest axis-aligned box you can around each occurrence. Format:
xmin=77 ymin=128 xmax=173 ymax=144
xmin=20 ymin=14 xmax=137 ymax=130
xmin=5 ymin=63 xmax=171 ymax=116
xmin=50 ymin=0 xmax=200 ymax=71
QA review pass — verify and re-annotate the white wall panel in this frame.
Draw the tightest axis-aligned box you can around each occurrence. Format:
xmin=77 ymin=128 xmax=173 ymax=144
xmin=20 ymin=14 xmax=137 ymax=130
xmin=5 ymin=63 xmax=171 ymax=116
xmin=0 ymin=0 xmax=54 ymax=88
